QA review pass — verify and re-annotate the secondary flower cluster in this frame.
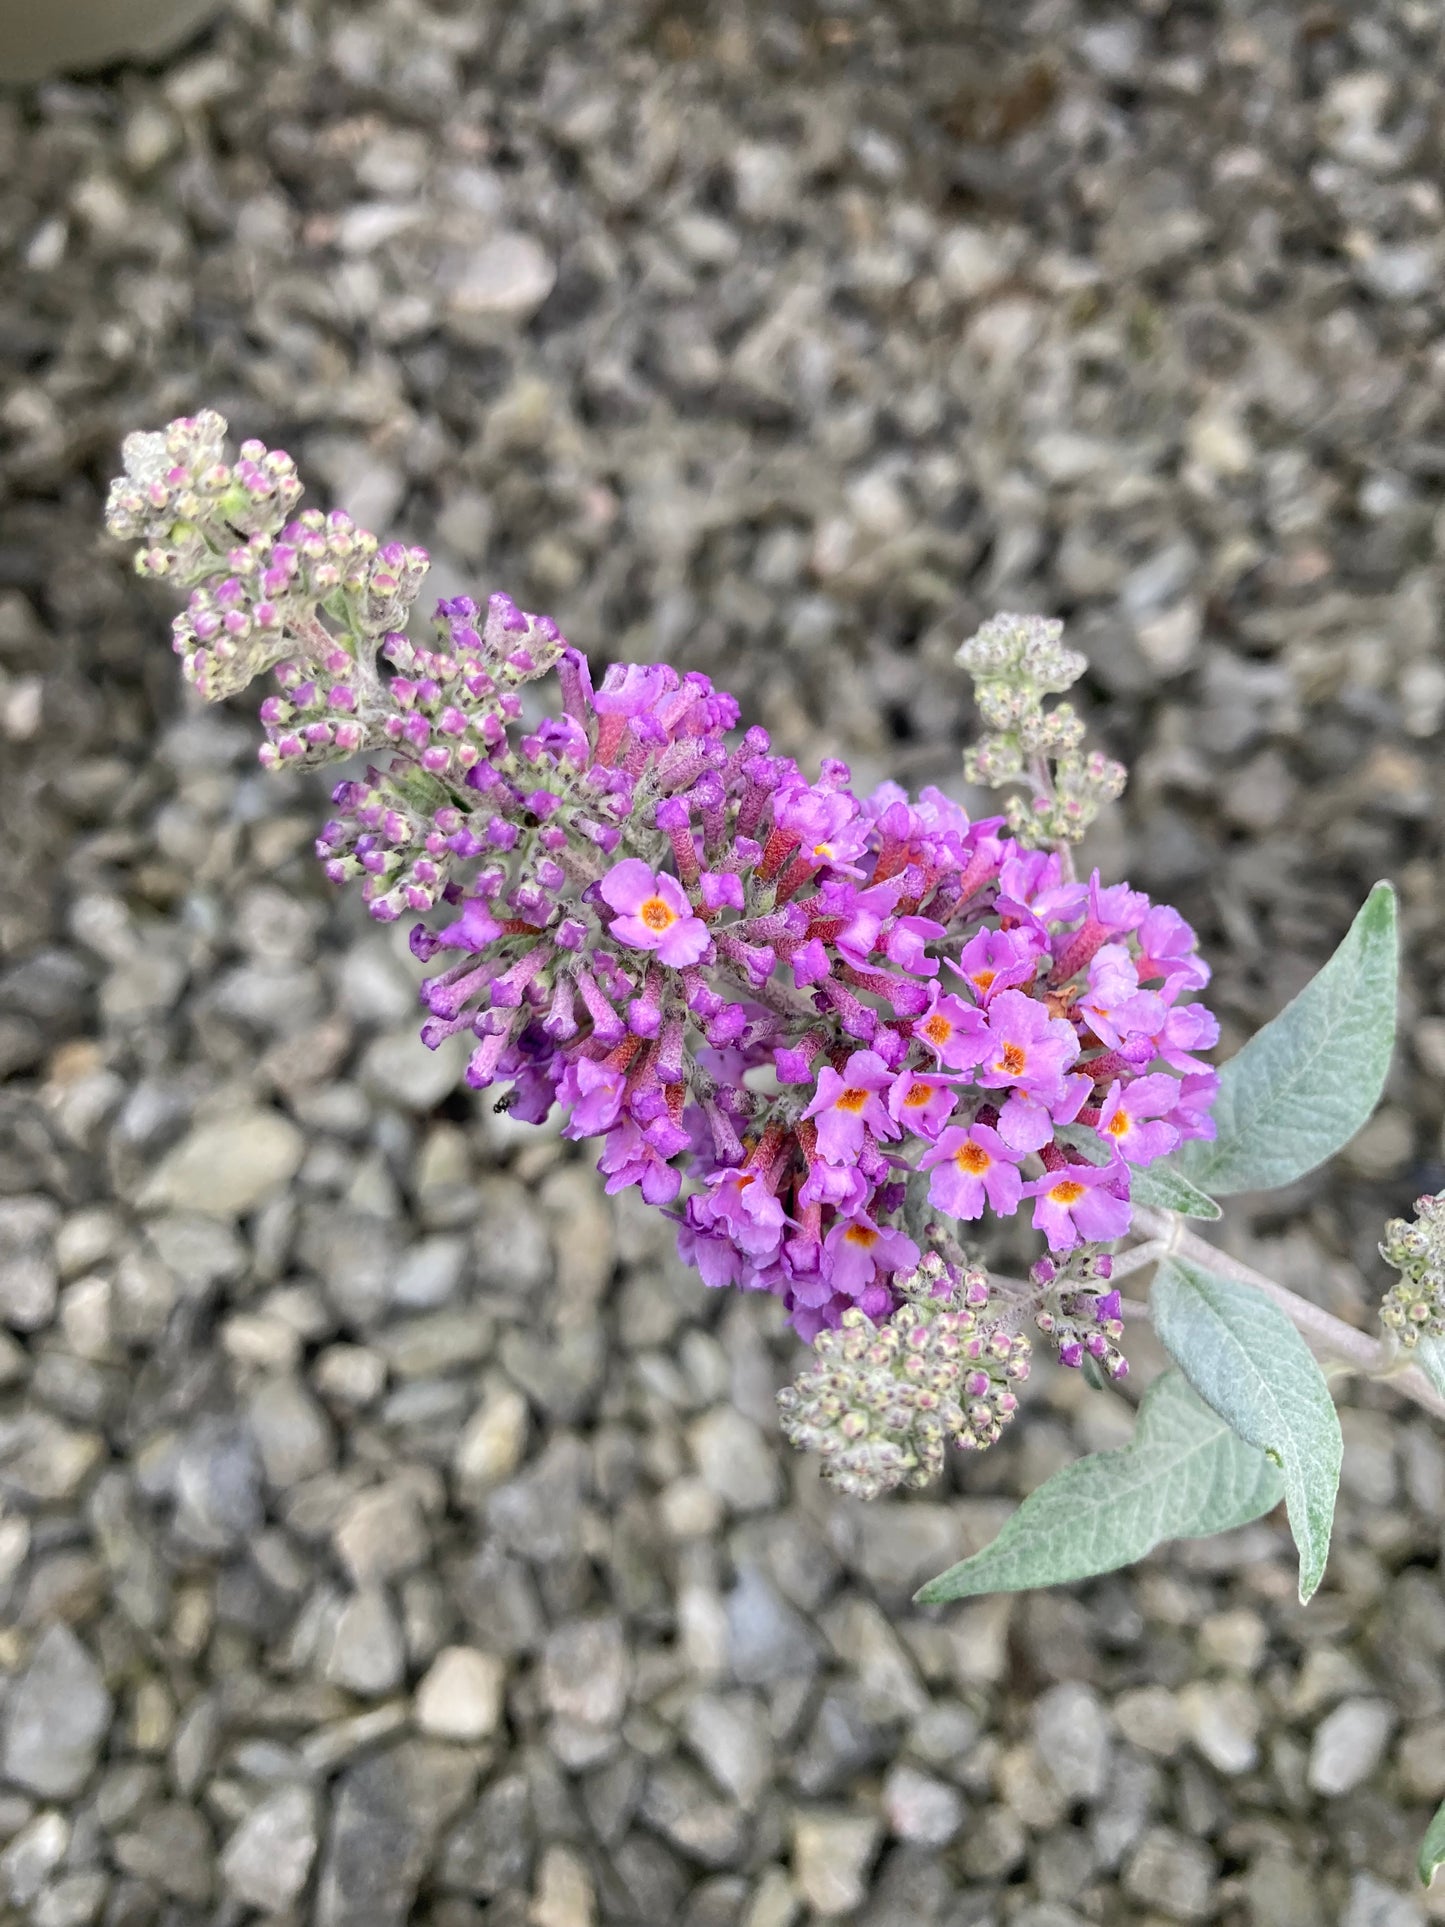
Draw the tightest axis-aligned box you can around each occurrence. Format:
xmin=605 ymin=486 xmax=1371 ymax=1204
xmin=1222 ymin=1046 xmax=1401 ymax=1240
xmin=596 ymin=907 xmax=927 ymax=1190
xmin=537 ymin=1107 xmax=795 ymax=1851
xmin=109 ymin=413 xmax=1221 ymax=1492
xmin=1380 ymin=1191 xmax=1445 ymax=1346
xmin=776 ymin=1252 xmax=1032 ymax=1499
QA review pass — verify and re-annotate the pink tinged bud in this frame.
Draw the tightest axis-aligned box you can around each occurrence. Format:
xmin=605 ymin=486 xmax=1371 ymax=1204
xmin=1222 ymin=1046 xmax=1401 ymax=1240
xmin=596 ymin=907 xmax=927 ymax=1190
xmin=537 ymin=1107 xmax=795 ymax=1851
xmin=421 ymin=746 xmax=452 ymax=774
xmin=403 ymin=714 xmax=431 ymax=749
xmin=304 ymin=722 xmax=334 ymax=747
xmin=329 ymin=684 xmax=357 ymax=710
xmin=335 ymin=722 xmax=363 ymax=751
xmin=259 ymin=696 xmax=289 ymax=725
xmin=439 ymin=706 xmax=468 ymax=735
xmin=276 ymin=734 xmax=305 ymax=760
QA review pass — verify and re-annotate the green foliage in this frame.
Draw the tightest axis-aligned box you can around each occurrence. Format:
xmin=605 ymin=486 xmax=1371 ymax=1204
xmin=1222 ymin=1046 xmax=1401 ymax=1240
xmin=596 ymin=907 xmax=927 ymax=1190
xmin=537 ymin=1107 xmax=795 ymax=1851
xmin=1419 ymin=1800 xmax=1445 ymax=1887
xmin=1168 ymin=882 xmax=1397 ymax=1197
xmin=915 ymin=1372 xmax=1283 ymax=1604
xmin=1152 ymin=1257 xmax=1342 ymax=1602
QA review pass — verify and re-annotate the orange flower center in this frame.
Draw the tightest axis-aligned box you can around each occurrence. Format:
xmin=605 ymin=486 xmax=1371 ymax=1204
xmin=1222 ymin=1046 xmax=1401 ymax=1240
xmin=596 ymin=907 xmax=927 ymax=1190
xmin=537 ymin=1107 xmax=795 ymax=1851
xmin=844 ymin=1225 xmax=880 ymax=1248
xmin=903 ymin=1082 xmax=934 ymax=1108
xmin=836 ymin=1087 xmax=870 ymax=1113
xmin=922 ymin=1014 xmax=952 ymax=1046
xmin=954 ymin=1142 xmax=991 ymax=1174
xmin=971 ymin=969 xmax=996 ymax=993
xmin=1106 ymin=1111 xmax=1131 ymax=1137
xmin=1050 ymin=1179 xmax=1086 ymax=1205
xmin=1000 ymin=1042 xmax=1027 ymax=1076
xmin=639 ymin=895 xmax=677 ymax=932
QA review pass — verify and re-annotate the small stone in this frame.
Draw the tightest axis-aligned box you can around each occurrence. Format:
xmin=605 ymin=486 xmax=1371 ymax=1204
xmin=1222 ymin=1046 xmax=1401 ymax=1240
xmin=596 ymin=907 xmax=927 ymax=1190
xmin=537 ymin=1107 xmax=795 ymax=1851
xmin=689 ymin=1407 xmax=782 ymax=1513
xmin=32 ymin=1870 xmax=109 ymax=1927
xmin=361 ymin=1028 xmax=469 ymax=1111
xmin=683 ymin=1694 xmax=772 ymax=1809
xmin=439 ymin=1770 xmax=532 ymax=1897
xmin=448 ymin=233 xmax=557 ymax=322
xmin=415 ymin=1647 xmax=506 ymax=1741
xmin=726 ymin=1569 xmax=821 ymax=1684
xmin=220 ymin=1783 xmax=319 ymax=1913
xmin=326 ymin=1589 xmax=406 ymax=1697
xmin=1123 ymin=1827 xmax=1217 ymax=1922
xmin=1400 ymin=1718 xmax=1445 ymax=1801
xmin=0 ymin=1197 xmax=59 ymax=1331
xmin=454 ymin=1384 xmax=529 ymax=1495
xmin=1178 ymin=1680 xmax=1260 ymax=1776
xmin=1114 ymin=1687 xmax=1184 ymax=1757
xmin=249 ymin=1376 xmax=336 ymax=1487
xmin=532 ymin=1843 xmax=596 ymax=1927
xmin=172 ymin=1416 xmax=263 ymax=1551
xmin=1 ymin=1624 xmax=112 ymax=1798
xmin=318 ymin=1742 xmax=477 ymax=1927
xmin=393 ymin=1234 xmax=468 ymax=1309
xmin=640 ymin=1762 xmax=749 ymax=1868
xmin=1032 ymin=1681 xmax=1110 ymax=1801
xmin=791 ymin=1809 xmax=881 ymax=1918
xmin=0 ymin=1412 xmax=103 ymax=1502
xmin=1198 ymin=1609 xmax=1267 ymax=1674
xmin=314 ymin=1343 xmax=388 ymax=1408
xmin=1 ymin=1809 xmax=68 ymax=1907
xmin=137 ymin=1109 xmax=303 ymax=1217
xmin=742 ymin=1866 xmax=799 ymax=1927
xmin=1308 ymin=1698 xmax=1396 ymax=1796
xmin=112 ymin=1801 xmax=214 ymax=1904
xmin=1342 ymin=1873 xmax=1426 ymax=1927
xmin=542 ymin=1618 xmax=629 ymax=1729
xmin=1243 ymin=1851 xmax=1324 ymax=1927
xmin=881 ymin=1762 xmax=964 ymax=1846
xmin=334 ymin=1482 xmax=431 ymax=1586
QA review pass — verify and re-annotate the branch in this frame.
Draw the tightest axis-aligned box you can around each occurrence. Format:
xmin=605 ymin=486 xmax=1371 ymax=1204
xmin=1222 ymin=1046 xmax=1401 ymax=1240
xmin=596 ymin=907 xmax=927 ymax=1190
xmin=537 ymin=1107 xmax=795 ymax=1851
xmin=1129 ymin=1205 xmax=1445 ymax=1424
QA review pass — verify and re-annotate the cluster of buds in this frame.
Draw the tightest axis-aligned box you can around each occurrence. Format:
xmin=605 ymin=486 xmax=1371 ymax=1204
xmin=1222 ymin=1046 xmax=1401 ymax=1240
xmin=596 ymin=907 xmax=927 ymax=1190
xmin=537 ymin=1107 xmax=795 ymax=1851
xmin=1380 ymin=1191 xmax=1445 ymax=1346
xmin=776 ymin=1255 xmax=1032 ymax=1498
xmin=1032 ymin=1244 xmax=1129 ymax=1379
xmin=109 ymin=414 xmax=1222 ymax=1498
xmin=959 ymin=612 xmax=1127 ymax=849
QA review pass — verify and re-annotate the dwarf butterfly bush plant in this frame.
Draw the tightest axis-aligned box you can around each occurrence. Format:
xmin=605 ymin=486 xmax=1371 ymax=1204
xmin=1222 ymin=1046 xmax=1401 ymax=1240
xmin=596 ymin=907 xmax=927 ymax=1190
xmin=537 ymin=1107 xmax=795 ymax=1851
xmin=108 ymin=415 xmax=1445 ymax=1884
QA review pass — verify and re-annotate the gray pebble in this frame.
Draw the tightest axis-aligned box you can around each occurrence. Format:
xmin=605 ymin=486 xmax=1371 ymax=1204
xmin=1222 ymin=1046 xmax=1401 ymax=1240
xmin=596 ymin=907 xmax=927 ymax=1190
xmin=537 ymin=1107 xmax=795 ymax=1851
xmin=1308 ymin=1697 xmax=1396 ymax=1797
xmin=219 ymin=1782 xmax=320 ymax=1913
xmin=1 ymin=1625 xmax=112 ymax=1799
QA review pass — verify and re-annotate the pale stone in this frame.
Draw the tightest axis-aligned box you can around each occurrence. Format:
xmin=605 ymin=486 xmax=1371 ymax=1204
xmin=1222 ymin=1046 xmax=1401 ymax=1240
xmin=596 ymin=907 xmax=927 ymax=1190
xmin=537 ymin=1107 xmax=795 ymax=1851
xmin=415 ymin=1647 xmax=506 ymax=1742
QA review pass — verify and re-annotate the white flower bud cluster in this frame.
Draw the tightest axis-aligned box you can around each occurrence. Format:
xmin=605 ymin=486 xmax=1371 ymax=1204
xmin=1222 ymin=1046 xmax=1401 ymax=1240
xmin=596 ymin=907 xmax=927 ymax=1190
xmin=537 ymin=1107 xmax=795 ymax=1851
xmin=776 ymin=1253 xmax=1032 ymax=1500
xmin=957 ymin=613 xmax=1125 ymax=849
xmin=1380 ymin=1191 xmax=1445 ymax=1346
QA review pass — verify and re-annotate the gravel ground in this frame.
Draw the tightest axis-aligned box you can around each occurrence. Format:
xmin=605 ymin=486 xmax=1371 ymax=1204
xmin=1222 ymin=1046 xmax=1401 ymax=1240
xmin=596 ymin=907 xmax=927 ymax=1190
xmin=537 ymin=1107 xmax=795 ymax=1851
xmin=4 ymin=3 xmax=1445 ymax=1923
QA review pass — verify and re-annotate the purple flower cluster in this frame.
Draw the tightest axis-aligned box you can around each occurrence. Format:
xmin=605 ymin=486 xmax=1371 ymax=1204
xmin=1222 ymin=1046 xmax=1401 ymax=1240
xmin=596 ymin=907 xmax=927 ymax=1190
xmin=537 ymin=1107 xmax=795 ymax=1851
xmin=107 ymin=414 xmax=1220 ymax=1375
xmin=384 ymin=613 xmax=1219 ymax=1345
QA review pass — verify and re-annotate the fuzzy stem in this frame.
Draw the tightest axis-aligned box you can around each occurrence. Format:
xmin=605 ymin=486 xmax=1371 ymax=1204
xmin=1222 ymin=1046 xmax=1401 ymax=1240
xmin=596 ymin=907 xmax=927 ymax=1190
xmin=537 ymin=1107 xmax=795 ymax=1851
xmin=1129 ymin=1206 xmax=1445 ymax=1424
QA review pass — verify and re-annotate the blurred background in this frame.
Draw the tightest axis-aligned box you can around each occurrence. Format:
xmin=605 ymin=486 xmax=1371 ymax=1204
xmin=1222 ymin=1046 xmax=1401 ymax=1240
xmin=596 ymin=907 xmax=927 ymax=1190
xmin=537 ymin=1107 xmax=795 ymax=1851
xmin=3 ymin=2 xmax=1445 ymax=1923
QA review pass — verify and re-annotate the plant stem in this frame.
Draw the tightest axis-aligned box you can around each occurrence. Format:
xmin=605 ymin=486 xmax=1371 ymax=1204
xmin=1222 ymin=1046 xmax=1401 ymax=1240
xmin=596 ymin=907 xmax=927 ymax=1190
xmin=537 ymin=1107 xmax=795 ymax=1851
xmin=1129 ymin=1205 xmax=1445 ymax=1424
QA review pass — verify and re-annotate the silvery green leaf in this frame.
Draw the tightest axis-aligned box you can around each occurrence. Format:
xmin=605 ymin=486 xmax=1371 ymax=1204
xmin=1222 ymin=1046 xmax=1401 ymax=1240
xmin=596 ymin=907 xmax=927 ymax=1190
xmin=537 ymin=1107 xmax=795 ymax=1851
xmin=1151 ymin=1256 xmax=1342 ymax=1602
xmin=1125 ymin=1162 xmax=1222 ymax=1220
xmin=1419 ymin=1800 xmax=1445 ymax=1887
xmin=1172 ymin=882 xmax=1397 ymax=1196
xmin=915 ymin=1372 xmax=1283 ymax=1604
xmin=1410 ymin=1337 xmax=1445 ymax=1405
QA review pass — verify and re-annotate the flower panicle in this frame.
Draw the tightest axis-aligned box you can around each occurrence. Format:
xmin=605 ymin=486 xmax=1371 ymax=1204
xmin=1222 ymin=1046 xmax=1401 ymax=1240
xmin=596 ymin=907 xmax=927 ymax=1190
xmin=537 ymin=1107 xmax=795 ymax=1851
xmin=110 ymin=415 xmax=1223 ymax=1500
xmin=1380 ymin=1191 xmax=1445 ymax=1346
xmin=1031 ymin=1243 xmax=1129 ymax=1378
xmin=776 ymin=1253 xmax=1032 ymax=1499
xmin=958 ymin=611 xmax=1126 ymax=849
